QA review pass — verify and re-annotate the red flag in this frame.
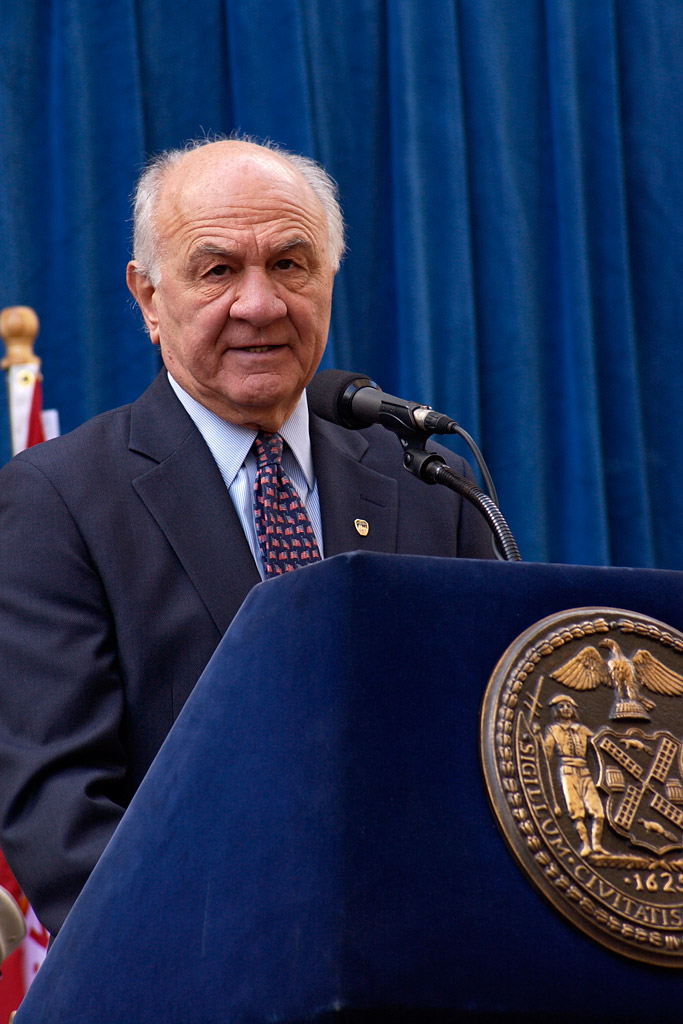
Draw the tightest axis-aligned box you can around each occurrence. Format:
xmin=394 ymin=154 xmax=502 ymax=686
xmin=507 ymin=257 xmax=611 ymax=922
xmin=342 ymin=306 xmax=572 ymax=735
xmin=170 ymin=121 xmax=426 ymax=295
xmin=6 ymin=365 xmax=48 ymax=455
xmin=25 ymin=374 xmax=46 ymax=448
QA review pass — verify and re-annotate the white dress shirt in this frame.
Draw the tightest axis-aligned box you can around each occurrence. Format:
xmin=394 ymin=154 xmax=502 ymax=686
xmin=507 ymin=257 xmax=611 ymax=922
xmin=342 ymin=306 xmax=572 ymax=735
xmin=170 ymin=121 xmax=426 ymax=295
xmin=167 ymin=372 xmax=324 ymax=579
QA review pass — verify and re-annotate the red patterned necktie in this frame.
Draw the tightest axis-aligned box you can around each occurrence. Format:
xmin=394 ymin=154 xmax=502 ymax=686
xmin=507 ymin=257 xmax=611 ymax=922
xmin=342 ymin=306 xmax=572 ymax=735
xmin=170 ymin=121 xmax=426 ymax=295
xmin=252 ymin=431 xmax=322 ymax=576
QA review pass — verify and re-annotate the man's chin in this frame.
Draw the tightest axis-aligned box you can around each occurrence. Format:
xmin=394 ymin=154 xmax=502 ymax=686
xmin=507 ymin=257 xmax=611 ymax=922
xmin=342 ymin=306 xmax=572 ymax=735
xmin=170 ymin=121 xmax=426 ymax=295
xmin=211 ymin=381 xmax=300 ymax=432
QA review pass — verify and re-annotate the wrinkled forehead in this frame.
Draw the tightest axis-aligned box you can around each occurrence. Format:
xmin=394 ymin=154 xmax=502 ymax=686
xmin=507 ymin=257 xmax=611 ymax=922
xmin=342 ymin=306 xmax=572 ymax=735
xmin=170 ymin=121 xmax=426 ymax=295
xmin=155 ymin=143 xmax=328 ymax=251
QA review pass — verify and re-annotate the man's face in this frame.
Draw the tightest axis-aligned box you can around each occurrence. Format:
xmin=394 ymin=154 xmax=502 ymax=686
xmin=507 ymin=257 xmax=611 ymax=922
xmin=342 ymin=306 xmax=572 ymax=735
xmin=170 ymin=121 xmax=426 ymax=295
xmin=127 ymin=142 xmax=335 ymax=431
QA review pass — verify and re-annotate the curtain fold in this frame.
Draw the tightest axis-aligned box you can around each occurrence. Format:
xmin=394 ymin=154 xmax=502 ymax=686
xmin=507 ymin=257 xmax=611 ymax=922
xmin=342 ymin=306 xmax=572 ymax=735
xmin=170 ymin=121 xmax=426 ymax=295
xmin=386 ymin=0 xmax=481 ymax=435
xmin=2 ymin=0 xmax=682 ymax=568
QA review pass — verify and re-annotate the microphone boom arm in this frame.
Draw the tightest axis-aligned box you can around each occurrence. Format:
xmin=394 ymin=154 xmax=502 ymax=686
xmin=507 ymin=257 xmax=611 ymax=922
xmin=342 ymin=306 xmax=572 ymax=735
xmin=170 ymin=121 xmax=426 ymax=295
xmin=401 ymin=442 xmax=522 ymax=563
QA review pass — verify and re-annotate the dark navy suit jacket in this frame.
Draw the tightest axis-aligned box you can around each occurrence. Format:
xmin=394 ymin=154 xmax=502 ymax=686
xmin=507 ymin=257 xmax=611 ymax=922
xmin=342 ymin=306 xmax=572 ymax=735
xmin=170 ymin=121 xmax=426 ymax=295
xmin=0 ymin=371 xmax=492 ymax=934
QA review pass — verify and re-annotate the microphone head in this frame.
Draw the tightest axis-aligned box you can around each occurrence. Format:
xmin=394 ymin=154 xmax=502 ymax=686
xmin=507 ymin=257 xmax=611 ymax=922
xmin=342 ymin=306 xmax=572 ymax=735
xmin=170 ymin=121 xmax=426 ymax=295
xmin=307 ymin=369 xmax=378 ymax=428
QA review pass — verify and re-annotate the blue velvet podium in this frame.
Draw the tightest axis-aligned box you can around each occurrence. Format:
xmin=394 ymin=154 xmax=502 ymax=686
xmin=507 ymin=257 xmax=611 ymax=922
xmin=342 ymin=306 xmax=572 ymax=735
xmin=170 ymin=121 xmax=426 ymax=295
xmin=14 ymin=553 xmax=683 ymax=1022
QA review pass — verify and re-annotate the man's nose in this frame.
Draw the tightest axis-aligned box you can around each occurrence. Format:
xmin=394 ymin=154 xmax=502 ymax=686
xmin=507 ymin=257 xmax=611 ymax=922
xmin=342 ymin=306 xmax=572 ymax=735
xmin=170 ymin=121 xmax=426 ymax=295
xmin=229 ymin=269 xmax=287 ymax=326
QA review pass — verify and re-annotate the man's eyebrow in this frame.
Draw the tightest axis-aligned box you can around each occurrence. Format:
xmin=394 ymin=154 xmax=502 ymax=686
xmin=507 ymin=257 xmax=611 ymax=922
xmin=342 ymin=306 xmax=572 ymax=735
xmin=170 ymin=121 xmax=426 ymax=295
xmin=187 ymin=243 xmax=238 ymax=270
xmin=277 ymin=237 xmax=314 ymax=254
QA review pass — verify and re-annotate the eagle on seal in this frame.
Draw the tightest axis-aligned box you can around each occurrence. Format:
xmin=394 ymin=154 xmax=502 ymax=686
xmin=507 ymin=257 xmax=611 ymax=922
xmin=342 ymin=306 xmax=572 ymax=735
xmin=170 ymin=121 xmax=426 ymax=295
xmin=549 ymin=638 xmax=683 ymax=720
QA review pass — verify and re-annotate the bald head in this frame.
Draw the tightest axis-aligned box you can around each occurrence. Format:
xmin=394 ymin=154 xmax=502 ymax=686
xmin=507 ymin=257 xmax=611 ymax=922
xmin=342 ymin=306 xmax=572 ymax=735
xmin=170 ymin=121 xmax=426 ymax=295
xmin=132 ymin=138 xmax=345 ymax=288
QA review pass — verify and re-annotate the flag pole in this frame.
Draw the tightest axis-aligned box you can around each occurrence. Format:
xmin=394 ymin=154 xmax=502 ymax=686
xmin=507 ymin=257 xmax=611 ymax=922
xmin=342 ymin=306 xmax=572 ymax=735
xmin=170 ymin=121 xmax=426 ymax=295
xmin=0 ymin=306 xmax=46 ymax=454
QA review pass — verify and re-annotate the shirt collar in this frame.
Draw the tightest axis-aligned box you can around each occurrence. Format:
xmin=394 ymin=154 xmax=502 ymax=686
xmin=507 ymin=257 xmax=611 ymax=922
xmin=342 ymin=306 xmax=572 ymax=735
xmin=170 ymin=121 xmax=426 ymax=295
xmin=167 ymin=372 xmax=315 ymax=488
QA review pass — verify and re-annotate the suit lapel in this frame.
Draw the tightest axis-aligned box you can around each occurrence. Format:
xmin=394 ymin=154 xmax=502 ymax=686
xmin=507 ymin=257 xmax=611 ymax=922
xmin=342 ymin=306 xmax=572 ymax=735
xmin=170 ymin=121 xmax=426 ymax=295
xmin=128 ymin=373 xmax=260 ymax=636
xmin=310 ymin=415 xmax=399 ymax=556
xmin=124 ymin=376 xmax=401 ymax=636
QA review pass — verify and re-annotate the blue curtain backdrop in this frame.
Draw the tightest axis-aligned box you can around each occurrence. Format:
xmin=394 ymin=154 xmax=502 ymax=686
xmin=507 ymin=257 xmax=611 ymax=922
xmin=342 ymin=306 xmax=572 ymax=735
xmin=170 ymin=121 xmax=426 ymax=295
xmin=1 ymin=0 xmax=682 ymax=569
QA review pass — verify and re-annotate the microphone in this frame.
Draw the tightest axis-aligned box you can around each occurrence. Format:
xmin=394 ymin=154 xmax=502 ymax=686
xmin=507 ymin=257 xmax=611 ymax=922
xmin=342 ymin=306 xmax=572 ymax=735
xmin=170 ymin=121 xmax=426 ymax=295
xmin=307 ymin=369 xmax=459 ymax=436
xmin=307 ymin=369 xmax=522 ymax=561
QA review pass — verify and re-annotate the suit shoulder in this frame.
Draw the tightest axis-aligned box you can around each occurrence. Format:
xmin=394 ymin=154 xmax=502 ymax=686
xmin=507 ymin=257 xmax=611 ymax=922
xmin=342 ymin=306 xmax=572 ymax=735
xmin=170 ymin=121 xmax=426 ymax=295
xmin=1 ymin=372 xmax=182 ymax=479
xmin=6 ymin=402 xmax=134 ymax=475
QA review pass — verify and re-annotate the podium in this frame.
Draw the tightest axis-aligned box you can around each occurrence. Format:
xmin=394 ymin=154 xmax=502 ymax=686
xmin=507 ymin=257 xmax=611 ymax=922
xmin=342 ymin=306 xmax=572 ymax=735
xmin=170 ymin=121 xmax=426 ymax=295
xmin=14 ymin=553 xmax=683 ymax=1022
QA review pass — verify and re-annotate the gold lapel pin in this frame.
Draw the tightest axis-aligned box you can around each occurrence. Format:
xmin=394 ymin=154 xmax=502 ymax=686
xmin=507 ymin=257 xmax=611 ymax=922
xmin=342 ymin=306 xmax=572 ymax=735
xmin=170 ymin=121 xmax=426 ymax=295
xmin=354 ymin=519 xmax=369 ymax=537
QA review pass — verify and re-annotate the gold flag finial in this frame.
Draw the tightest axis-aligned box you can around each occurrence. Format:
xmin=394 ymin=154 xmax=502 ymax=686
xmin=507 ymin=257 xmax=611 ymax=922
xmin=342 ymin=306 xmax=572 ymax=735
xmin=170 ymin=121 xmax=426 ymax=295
xmin=0 ymin=306 xmax=41 ymax=371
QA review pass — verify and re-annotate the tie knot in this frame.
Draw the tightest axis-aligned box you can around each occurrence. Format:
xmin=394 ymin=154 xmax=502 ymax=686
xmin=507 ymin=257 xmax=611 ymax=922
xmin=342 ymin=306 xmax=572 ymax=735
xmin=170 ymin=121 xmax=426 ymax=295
xmin=255 ymin=431 xmax=283 ymax=467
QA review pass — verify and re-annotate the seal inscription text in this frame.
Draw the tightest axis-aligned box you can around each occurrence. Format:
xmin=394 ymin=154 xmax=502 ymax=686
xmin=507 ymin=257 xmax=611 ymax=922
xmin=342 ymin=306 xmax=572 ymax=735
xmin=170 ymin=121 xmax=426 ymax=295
xmin=480 ymin=607 xmax=683 ymax=966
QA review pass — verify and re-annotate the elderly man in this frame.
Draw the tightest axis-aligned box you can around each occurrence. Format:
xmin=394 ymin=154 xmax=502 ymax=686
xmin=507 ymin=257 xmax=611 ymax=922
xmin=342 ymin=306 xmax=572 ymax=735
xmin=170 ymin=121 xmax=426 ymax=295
xmin=0 ymin=138 xmax=493 ymax=936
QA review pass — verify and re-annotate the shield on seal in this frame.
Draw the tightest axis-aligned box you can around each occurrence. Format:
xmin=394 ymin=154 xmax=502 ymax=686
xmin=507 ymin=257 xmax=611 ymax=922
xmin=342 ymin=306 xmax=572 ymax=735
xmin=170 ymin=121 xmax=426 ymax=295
xmin=592 ymin=726 xmax=683 ymax=856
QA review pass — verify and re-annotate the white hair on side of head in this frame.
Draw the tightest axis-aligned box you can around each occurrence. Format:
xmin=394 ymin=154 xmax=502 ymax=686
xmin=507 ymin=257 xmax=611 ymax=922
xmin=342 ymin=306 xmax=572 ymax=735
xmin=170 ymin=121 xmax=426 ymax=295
xmin=131 ymin=135 xmax=346 ymax=287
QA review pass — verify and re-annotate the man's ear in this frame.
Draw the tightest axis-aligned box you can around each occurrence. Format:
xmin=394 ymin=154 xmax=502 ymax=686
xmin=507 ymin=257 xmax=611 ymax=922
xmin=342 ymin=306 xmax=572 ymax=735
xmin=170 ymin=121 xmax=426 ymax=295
xmin=126 ymin=262 xmax=160 ymax=345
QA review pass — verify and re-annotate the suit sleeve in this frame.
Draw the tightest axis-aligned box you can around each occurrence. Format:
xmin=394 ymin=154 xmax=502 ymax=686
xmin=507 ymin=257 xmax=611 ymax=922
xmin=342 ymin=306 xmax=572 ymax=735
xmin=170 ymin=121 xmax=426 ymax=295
xmin=0 ymin=457 xmax=127 ymax=935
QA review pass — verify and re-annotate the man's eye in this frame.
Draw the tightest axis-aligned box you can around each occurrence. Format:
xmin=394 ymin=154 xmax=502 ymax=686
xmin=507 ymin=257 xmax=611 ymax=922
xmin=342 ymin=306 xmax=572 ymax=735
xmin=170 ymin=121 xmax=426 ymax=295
xmin=208 ymin=264 xmax=228 ymax=277
xmin=275 ymin=258 xmax=298 ymax=271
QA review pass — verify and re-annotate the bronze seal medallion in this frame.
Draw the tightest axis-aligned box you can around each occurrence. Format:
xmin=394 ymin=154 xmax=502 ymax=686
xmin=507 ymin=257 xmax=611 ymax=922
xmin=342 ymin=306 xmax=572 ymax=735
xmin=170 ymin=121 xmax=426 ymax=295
xmin=480 ymin=607 xmax=683 ymax=966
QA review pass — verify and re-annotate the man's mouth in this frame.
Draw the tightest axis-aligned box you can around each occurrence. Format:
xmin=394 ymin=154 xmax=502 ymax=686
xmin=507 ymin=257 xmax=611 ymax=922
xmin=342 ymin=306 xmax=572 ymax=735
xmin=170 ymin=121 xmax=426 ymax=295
xmin=241 ymin=344 xmax=281 ymax=354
